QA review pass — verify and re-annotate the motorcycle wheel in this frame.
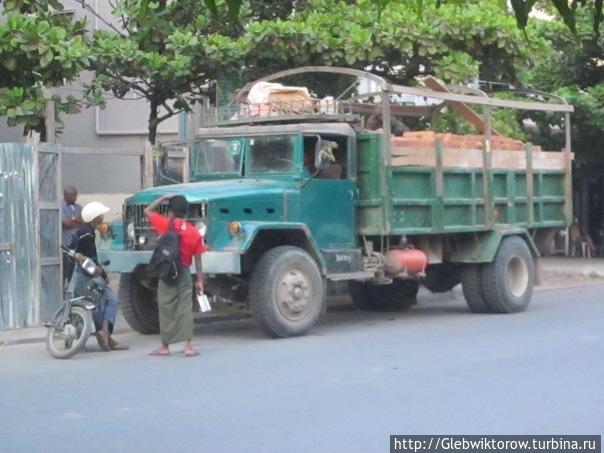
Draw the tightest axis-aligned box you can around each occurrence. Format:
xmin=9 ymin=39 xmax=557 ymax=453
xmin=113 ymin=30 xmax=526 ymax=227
xmin=46 ymin=306 xmax=92 ymax=359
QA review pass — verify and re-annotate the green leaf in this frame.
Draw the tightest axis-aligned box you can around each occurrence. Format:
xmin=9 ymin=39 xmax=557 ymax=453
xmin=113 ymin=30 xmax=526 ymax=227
xmin=40 ymin=50 xmax=54 ymax=67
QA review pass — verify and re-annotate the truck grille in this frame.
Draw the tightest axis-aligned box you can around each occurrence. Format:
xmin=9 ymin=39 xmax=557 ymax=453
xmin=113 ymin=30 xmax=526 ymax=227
xmin=124 ymin=202 xmax=207 ymax=250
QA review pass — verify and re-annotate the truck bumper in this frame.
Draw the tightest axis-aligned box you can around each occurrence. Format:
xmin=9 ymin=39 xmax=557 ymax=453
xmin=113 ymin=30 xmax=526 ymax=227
xmin=99 ymin=249 xmax=242 ymax=274
xmin=98 ymin=250 xmax=153 ymax=273
xmin=202 ymin=251 xmax=241 ymax=274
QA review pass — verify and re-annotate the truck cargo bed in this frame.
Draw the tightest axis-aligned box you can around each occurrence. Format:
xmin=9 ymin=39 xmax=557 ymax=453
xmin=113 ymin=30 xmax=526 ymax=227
xmin=357 ymin=132 xmax=571 ymax=236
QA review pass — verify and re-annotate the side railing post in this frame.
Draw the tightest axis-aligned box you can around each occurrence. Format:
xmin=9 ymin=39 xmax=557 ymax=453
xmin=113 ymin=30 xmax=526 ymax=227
xmin=564 ymin=112 xmax=573 ymax=225
xmin=482 ymin=106 xmax=493 ymax=228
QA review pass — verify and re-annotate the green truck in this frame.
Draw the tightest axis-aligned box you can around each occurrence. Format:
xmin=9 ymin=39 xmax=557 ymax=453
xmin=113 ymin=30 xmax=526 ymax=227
xmin=100 ymin=67 xmax=574 ymax=338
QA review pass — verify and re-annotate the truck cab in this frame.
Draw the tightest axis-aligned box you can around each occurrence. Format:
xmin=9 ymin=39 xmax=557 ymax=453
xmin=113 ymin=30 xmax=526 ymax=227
xmin=103 ymin=123 xmax=365 ymax=337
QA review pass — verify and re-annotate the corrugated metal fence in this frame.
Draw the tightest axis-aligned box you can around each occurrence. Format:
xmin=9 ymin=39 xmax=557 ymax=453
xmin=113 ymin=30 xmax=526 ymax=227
xmin=0 ymin=143 xmax=61 ymax=330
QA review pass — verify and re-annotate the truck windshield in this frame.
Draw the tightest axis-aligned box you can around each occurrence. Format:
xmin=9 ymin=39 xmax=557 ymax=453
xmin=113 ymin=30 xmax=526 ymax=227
xmin=248 ymin=135 xmax=296 ymax=174
xmin=191 ymin=138 xmax=243 ymax=176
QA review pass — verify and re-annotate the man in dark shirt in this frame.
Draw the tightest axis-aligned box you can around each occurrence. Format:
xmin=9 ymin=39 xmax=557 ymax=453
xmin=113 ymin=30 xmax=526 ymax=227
xmin=70 ymin=201 xmax=128 ymax=352
xmin=366 ymin=107 xmax=409 ymax=136
xmin=61 ymin=186 xmax=83 ymax=285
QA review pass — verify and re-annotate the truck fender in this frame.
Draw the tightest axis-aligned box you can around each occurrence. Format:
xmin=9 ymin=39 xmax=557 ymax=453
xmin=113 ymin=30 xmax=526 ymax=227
xmin=449 ymin=229 xmax=539 ymax=264
xmin=241 ymin=223 xmax=326 ymax=275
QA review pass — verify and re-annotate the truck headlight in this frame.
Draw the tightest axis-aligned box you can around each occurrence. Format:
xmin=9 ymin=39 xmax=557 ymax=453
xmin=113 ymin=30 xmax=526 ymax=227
xmin=127 ymin=222 xmax=135 ymax=240
xmin=138 ymin=235 xmax=147 ymax=245
xmin=228 ymin=222 xmax=241 ymax=235
xmin=196 ymin=221 xmax=207 ymax=238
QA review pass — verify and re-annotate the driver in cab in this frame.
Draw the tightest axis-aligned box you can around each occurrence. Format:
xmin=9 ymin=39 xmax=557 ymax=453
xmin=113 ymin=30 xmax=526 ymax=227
xmin=303 ymin=138 xmax=343 ymax=179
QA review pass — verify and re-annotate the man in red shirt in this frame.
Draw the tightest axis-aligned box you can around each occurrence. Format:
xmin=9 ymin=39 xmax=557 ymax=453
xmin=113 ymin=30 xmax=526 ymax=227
xmin=144 ymin=194 xmax=205 ymax=357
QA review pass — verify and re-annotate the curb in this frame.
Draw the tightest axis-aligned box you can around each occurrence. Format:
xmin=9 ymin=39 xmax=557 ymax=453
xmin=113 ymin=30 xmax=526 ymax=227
xmin=0 ymin=327 xmax=134 ymax=348
xmin=0 ymin=312 xmax=258 ymax=348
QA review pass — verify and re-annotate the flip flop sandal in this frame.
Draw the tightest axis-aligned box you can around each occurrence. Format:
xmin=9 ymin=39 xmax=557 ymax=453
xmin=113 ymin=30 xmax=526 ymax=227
xmin=184 ymin=350 xmax=199 ymax=357
xmin=148 ymin=349 xmax=170 ymax=356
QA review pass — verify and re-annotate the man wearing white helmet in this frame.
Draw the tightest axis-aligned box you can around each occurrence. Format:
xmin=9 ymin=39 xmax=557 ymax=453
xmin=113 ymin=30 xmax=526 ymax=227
xmin=69 ymin=201 xmax=128 ymax=352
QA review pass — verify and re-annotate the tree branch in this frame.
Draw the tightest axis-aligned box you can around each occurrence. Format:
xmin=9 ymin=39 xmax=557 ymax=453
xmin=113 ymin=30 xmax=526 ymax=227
xmin=157 ymin=100 xmax=176 ymax=122
xmin=94 ymin=67 xmax=152 ymax=98
xmin=73 ymin=0 xmax=127 ymax=36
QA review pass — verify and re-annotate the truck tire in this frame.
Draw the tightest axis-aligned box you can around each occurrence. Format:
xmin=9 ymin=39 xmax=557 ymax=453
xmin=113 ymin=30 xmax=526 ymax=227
xmin=347 ymin=281 xmax=373 ymax=310
xmin=461 ymin=265 xmax=490 ymax=313
xmin=422 ymin=264 xmax=461 ymax=293
xmin=348 ymin=280 xmax=419 ymax=311
xmin=481 ymin=236 xmax=534 ymax=313
xmin=119 ymin=273 xmax=160 ymax=334
xmin=249 ymin=246 xmax=324 ymax=338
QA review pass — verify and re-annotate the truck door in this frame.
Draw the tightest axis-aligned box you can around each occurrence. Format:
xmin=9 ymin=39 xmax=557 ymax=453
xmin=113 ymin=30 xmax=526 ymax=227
xmin=299 ymin=134 xmax=357 ymax=252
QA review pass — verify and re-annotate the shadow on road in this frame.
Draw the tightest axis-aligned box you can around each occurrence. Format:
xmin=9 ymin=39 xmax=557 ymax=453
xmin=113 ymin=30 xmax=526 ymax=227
xmin=192 ymin=292 xmax=471 ymax=340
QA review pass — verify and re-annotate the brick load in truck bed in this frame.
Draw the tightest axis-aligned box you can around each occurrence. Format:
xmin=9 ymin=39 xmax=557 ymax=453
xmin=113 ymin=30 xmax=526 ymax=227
xmin=385 ymin=131 xmax=571 ymax=171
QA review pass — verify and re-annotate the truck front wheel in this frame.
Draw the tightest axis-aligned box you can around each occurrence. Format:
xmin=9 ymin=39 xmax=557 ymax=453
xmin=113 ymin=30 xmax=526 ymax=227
xmin=481 ymin=236 xmax=534 ymax=313
xmin=348 ymin=280 xmax=419 ymax=311
xmin=249 ymin=246 xmax=324 ymax=338
xmin=118 ymin=273 xmax=160 ymax=334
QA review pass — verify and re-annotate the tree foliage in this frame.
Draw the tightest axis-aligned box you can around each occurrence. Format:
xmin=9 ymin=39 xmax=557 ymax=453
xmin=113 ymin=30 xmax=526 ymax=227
xmin=0 ymin=1 xmax=89 ymax=135
xmin=239 ymin=0 xmax=546 ymax=85
xmin=83 ymin=0 xmax=245 ymax=144
xmin=204 ymin=0 xmax=604 ymax=35
xmin=88 ymin=0 xmax=542 ymax=143
xmin=524 ymin=7 xmax=604 ymax=166
xmin=1 ymin=0 xmax=600 ymax=156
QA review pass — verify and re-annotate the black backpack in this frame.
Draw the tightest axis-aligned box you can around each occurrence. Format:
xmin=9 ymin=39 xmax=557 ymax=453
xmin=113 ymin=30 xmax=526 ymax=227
xmin=149 ymin=220 xmax=181 ymax=285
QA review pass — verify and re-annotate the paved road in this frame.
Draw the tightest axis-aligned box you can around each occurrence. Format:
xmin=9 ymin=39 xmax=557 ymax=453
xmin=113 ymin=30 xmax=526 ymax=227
xmin=1 ymin=284 xmax=603 ymax=453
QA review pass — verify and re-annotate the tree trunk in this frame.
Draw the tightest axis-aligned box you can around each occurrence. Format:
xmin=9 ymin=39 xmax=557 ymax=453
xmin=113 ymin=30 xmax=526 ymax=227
xmin=148 ymin=101 xmax=159 ymax=145
xmin=148 ymin=101 xmax=160 ymax=185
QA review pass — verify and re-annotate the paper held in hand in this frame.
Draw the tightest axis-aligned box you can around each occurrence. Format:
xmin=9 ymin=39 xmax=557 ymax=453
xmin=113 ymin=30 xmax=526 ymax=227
xmin=197 ymin=292 xmax=212 ymax=312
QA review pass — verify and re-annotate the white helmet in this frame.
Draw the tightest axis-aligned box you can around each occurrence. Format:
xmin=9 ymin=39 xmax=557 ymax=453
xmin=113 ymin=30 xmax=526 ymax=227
xmin=81 ymin=201 xmax=110 ymax=222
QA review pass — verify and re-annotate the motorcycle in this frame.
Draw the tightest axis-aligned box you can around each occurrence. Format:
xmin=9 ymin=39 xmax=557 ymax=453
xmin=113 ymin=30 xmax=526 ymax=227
xmin=44 ymin=246 xmax=108 ymax=359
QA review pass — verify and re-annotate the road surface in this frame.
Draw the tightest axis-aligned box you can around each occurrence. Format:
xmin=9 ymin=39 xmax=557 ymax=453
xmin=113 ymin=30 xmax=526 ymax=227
xmin=1 ymin=284 xmax=602 ymax=452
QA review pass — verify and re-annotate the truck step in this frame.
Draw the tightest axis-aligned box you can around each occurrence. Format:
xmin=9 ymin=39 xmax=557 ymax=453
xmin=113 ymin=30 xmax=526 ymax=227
xmin=327 ymin=271 xmax=375 ymax=282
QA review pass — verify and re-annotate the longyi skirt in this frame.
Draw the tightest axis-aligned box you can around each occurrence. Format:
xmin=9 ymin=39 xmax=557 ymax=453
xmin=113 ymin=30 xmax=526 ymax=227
xmin=157 ymin=267 xmax=193 ymax=345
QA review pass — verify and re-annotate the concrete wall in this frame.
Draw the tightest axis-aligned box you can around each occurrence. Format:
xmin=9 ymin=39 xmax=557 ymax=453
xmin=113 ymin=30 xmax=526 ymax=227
xmin=78 ymin=193 xmax=129 ymax=223
xmin=61 ymin=150 xmax=141 ymax=194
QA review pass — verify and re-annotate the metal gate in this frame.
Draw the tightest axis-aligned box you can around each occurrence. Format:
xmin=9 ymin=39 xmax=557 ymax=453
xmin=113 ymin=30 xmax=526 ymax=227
xmin=0 ymin=143 xmax=62 ymax=330
xmin=37 ymin=144 xmax=62 ymax=322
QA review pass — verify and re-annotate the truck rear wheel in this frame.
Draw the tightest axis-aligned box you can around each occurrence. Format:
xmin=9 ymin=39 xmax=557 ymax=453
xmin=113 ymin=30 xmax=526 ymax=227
xmin=249 ymin=246 xmax=324 ymax=338
xmin=348 ymin=280 xmax=419 ymax=311
xmin=461 ymin=265 xmax=490 ymax=313
xmin=481 ymin=236 xmax=534 ymax=313
xmin=422 ymin=264 xmax=461 ymax=293
xmin=119 ymin=273 xmax=160 ymax=334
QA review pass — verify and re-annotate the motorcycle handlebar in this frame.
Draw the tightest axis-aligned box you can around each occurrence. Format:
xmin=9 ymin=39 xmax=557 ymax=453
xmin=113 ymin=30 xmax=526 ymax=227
xmin=61 ymin=246 xmax=76 ymax=257
xmin=61 ymin=246 xmax=111 ymax=269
